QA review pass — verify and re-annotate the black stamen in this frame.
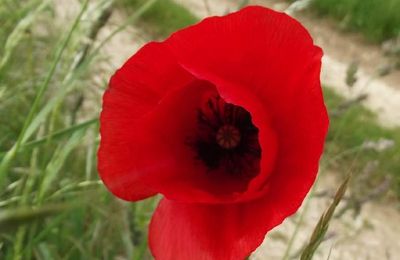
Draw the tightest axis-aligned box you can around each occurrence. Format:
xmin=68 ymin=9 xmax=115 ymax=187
xmin=197 ymin=110 xmax=218 ymax=131
xmin=189 ymin=96 xmax=261 ymax=178
xmin=207 ymin=98 xmax=222 ymax=125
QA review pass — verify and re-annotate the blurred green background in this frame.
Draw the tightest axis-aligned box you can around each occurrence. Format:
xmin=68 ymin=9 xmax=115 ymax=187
xmin=0 ymin=0 xmax=399 ymax=259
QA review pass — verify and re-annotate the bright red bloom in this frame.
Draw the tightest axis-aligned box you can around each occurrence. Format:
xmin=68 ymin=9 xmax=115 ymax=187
xmin=98 ymin=6 xmax=328 ymax=260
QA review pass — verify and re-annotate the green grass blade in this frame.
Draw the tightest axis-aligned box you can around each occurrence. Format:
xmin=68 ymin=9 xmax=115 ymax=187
xmin=300 ymin=176 xmax=350 ymax=260
xmin=0 ymin=0 xmax=89 ymax=185
xmin=36 ymin=128 xmax=87 ymax=203
xmin=0 ymin=204 xmax=69 ymax=232
xmin=0 ymin=118 xmax=98 ymax=159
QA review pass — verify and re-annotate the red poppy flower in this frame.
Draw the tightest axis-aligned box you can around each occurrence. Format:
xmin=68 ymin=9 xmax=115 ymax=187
xmin=98 ymin=6 xmax=328 ymax=260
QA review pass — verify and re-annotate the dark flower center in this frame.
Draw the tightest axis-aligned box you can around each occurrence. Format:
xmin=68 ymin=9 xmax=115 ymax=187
xmin=189 ymin=95 xmax=261 ymax=177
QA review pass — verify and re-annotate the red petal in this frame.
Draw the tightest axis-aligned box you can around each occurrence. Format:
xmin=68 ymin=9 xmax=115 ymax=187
xmin=149 ymin=198 xmax=283 ymax=260
xmin=98 ymin=42 xmax=195 ymax=201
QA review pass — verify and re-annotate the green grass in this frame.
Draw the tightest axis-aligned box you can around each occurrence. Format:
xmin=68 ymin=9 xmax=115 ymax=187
xmin=0 ymin=0 xmax=158 ymax=259
xmin=323 ymin=88 xmax=400 ymax=196
xmin=312 ymin=0 xmax=400 ymax=42
xmin=120 ymin=0 xmax=198 ymax=38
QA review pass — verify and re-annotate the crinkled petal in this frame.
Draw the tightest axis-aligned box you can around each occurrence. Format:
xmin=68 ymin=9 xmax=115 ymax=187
xmin=98 ymin=42 xmax=195 ymax=201
xmin=149 ymin=197 xmax=283 ymax=260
